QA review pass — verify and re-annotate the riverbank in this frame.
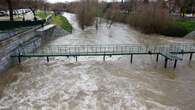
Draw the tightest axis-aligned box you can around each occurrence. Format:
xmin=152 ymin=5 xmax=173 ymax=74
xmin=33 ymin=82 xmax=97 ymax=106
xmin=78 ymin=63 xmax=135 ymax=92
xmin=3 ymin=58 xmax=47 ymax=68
xmin=36 ymin=12 xmax=73 ymax=32
xmin=98 ymin=11 xmax=195 ymax=37
xmin=0 ymin=24 xmax=59 ymax=98
xmin=126 ymin=13 xmax=195 ymax=37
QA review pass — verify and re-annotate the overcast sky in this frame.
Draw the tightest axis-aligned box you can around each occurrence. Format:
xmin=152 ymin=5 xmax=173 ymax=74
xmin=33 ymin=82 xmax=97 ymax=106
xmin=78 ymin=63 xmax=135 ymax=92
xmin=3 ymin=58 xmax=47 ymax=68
xmin=47 ymin=0 xmax=116 ymax=3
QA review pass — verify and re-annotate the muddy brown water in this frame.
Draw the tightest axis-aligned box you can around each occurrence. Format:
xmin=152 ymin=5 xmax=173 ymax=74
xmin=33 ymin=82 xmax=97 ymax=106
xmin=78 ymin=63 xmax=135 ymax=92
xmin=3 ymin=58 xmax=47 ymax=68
xmin=0 ymin=12 xmax=195 ymax=110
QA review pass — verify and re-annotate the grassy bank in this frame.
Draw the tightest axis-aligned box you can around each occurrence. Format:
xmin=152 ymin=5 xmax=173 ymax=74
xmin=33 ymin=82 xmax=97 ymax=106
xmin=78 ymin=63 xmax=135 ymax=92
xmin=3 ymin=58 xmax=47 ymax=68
xmin=96 ymin=4 xmax=195 ymax=37
xmin=52 ymin=15 xmax=72 ymax=32
xmin=36 ymin=12 xmax=50 ymax=19
xmin=158 ymin=20 xmax=195 ymax=37
xmin=176 ymin=20 xmax=195 ymax=33
xmin=36 ymin=12 xmax=72 ymax=32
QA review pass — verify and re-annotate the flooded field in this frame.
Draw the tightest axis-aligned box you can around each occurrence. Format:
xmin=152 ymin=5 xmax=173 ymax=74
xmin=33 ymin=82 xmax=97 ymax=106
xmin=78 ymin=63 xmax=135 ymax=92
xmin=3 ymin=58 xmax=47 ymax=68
xmin=0 ymin=12 xmax=195 ymax=110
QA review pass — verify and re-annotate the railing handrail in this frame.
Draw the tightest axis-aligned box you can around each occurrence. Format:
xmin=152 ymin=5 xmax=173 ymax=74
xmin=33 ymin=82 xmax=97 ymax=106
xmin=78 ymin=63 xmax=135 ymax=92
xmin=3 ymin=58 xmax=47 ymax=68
xmin=14 ymin=43 xmax=195 ymax=57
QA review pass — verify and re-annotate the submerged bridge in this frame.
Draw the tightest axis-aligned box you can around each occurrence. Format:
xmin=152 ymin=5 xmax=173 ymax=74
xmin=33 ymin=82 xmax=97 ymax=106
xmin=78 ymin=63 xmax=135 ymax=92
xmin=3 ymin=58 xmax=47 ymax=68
xmin=11 ymin=43 xmax=195 ymax=68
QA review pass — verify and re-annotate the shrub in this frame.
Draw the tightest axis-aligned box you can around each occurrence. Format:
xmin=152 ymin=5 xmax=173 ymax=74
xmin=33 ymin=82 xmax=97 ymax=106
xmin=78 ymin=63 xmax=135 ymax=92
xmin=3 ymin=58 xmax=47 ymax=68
xmin=160 ymin=24 xmax=188 ymax=37
xmin=127 ymin=4 xmax=188 ymax=37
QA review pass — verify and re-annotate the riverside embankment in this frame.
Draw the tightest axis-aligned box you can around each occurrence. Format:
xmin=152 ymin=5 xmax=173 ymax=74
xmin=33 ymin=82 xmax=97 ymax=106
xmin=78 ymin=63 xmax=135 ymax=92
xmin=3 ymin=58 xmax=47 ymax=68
xmin=0 ymin=24 xmax=68 ymax=73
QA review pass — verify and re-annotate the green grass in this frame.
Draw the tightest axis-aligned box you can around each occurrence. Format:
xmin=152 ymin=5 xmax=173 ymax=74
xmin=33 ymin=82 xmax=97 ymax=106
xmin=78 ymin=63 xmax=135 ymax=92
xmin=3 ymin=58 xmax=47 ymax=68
xmin=158 ymin=20 xmax=195 ymax=37
xmin=36 ymin=12 xmax=51 ymax=19
xmin=176 ymin=20 xmax=195 ymax=33
xmin=52 ymin=15 xmax=73 ymax=32
xmin=160 ymin=20 xmax=195 ymax=37
xmin=36 ymin=12 xmax=72 ymax=32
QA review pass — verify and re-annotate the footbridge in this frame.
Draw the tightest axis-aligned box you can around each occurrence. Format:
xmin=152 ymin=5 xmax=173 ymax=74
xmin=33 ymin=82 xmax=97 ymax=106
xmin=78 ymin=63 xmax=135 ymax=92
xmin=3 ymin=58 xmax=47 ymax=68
xmin=11 ymin=43 xmax=195 ymax=68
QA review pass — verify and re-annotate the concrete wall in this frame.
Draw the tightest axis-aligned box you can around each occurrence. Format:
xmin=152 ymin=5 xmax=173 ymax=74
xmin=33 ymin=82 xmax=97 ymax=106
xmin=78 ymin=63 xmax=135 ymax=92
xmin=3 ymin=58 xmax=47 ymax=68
xmin=0 ymin=25 xmax=66 ymax=73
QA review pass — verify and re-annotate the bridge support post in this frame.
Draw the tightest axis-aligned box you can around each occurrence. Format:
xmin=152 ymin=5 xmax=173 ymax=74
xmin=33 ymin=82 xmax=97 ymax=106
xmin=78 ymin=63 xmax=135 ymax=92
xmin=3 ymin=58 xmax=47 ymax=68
xmin=189 ymin=53 xmax=193 ymax=62
xmin=76 ymin=56 xmax=78 ymax=62
xmin=47 ymin=56 xmax=49 ymax=62
xmin=164 ymin=58 xmax=168 ymax=68
xmin=18 ymin=55 xmax=21 ymax=64
xmin=156 ymin=54 xmax=159 ymax=62
xmin=130 ymin=54 xmax=133 ymax=64
xmin=174 ymin=60 xmax=178 ymax=69
xmin=103 ymin=55 xmax=106 ymax=61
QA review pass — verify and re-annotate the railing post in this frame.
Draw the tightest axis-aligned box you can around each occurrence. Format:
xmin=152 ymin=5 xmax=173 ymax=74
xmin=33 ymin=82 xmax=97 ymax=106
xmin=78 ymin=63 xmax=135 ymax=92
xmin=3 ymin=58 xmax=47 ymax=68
xmin=156 ymin=54 xmax=159 ymax=62
xmin=121 ymin=46 xmax=123 ymax=54
xmin=174 ymin=59 xmax=177 ymax=69
xmin=74 ymin=46 xmax=76 ymax=54
xmin=130 ymin=54 xmax=133 ymax=64
xmin=47 ymin=56 xmax=49 ymax=62
xmin=76 ymin=56 xmax=78 ymax=62
xmin=164 ymin=58 xmax=168 ymax=68
xmin=113 ymin=46 xmax=114 ymax=54
xmin=189 ymin=53 xmax=193 ymax=62
xmin=18 ymin=53 xmax=21 ymax=64
xmin=103 ymin=52 xmax=106 ymax=61
xmin=87 ymin=46 xmax=88 ymax=54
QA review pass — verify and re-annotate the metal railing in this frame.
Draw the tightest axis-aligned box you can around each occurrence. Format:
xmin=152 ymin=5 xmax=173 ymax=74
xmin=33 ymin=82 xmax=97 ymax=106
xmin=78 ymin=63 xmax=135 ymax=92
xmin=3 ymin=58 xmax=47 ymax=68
xmin=13 ymin=43 xmax=195 ymax=57
xmin=11 ymin=43 xmax=195 ymax=68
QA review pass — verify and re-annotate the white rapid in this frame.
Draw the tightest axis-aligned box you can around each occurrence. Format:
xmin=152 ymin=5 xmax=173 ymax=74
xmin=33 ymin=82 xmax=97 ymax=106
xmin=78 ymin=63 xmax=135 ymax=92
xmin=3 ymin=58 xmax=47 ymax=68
xmin=0 ymin=12 xmax=195 ymax=110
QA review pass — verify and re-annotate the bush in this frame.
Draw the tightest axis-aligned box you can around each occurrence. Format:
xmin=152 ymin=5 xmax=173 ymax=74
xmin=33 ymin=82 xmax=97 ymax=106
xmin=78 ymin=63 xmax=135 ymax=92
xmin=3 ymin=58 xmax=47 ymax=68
xmin=160 ymin=24 xmax=188 ymax=37
xmin=104 ymin=8 xmax=127 ymax=23
xmin=127 ymin=4 xmax=188 ymax=37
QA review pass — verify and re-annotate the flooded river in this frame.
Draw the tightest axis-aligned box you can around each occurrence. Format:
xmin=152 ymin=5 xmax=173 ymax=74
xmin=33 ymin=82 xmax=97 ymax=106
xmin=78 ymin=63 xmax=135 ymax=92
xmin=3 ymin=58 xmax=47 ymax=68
xmin=0 ymin=12 xmax=195 ymax=110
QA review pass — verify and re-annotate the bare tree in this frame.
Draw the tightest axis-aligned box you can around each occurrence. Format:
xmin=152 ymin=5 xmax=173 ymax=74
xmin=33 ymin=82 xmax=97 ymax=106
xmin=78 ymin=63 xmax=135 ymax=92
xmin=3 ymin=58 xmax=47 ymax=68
xmin=126 ymin=0 xmax=137 ymax=14
xmin=121 ymin=0 xmax=124 ymax=4
xmin=76 ymin=0 xmax=98 ymax=30
xmin=104 ymin=0 xmax=122 ymax=28
xmin=24 ymin=0 xmax=46 ymax=21
xmin=6 ymin=0 xmax=14 ymax=21
xmin=127 ymin=1 xmax=174 ymax=34
xmin=175 ymin=0 xmax=195 ymax=17
xmin=143 ymin=0 xmax=149 ymax=4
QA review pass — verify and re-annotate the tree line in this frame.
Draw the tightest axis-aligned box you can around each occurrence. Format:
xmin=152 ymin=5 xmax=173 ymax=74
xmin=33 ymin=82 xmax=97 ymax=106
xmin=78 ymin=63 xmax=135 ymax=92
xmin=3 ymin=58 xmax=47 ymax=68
xmin=173 ymin=0 xmax=195 ymax=16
